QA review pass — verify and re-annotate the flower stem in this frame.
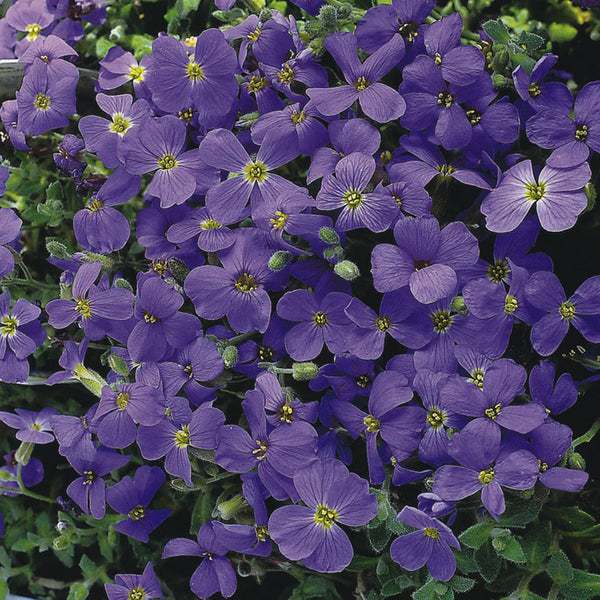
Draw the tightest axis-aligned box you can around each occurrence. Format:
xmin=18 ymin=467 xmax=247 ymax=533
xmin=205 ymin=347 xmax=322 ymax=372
xmin=572 ymin=417 xmax=600 ymax=448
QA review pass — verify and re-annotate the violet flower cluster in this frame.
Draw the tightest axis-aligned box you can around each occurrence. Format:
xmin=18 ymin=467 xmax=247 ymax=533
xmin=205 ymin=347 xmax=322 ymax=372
xmin=0 ymin=0 xmax=598 ymax=598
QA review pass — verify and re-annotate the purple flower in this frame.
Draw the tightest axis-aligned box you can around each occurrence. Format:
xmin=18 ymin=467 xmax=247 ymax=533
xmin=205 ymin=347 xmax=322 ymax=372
xmin=276 ymin=289 xmax=353 ymax=360
xmin=185 ymin=231 xmax=276 ymax=334
xmin=390 ymin=507 xmax=460 ymax=581
xmin=73 ymin=168 xmax=140 ymax=253
xmin=1 ymin=100 xmax=28 ymax=151
xmin=98 ymin=46 xmax=151 ymax=94
xmin=268 ymin=459 xmax=377 ymax=572
xmin=307 ymin=32 xmax=405 ymax=123
xmin=529 ymin=360 xmax=577 ymax=416
xmin=0 ymin=407 xmax=58 ymax=444
xmin=79 ymin=93 xmax=151 ymax=169
xmin=481 ymin=159 xmax=591 ymax=233
xmin=530 ymin=422 xmax=588 ymax=491
xmin=316 ymin=152 xmax=397 ymax=232
xmin=93 ymin=382 xmax=165 ymax=449
xmin=525 ymin=272 xmax=600 ymax=356
xmin=215 ymin=390 xmax=318 ymax=500
xmin=106 ymin=465 xmax=171 ymax=542
xmin=162 ymin=521 xmax=237 ymax=599
xmin=147 ymin=30 xmax=238 ymax=120
xmin=16 ymin=61 xmax=77 ymax=135
xmin=371 ymin=215 xmax=479 ymax=303
xmin=127 ymin=275 xmax=200 ymax=363
xmin=513 ymin=53 xmax=572 ymax=112
xmin=46 ymin=261 xmax=134 ymax=340
xmin=105 ymin=562 xmax=163 ymax=600
xmin=0 ymin=208 xmax=23 ymax=277
xmin=137 ymin=405 xmax=225 ymax=486
xmin=119 ymin=115 xmax=213 ymax=208
xmin=433 ymin=420 xmax=539 ymax=519
xmin=526 ymin=81 xmax=600 ymax=168
xmin=66 ymin=446 xmax=129 ymax=519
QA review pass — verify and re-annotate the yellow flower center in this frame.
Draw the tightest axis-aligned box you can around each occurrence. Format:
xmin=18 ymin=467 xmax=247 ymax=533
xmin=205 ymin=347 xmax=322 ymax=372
xmin=75 ymin=298 xmax=92 ymax=319
xmin=313 ymin=311 xmax=328 ymax=327
xmin=200 ymin=218 xmax=221 ymax=230
xmin=157 ymin=153 xmax=177 ymax=170
xmin=83 ymin=470 xmax=97 ymax=485
xmin=174 ymin=425 xmax=190 ymax=448
xmin=434 ymin=52 xmax=442 ymax=66
xmin=356 ymin=374 xmax=371 ymax=388
xmin=248 ymin=75 xmax=268 ymax=92
xmin=116 ymin=393 xmax=129 ymax=410
xmin=487 ymin=260 xmax=509 ymax=283
xmin=575 ymin=124 xmax=588 ymax=142
xmin=278 ymin=403 xmax=294 ymax=423
xmin=252 ymin=439 xmax=268 ymax=460
xmin=528 ymin=82 xmax=541 ymax=98
xmin=244 ymin=161 xmax=268 ymax=183
xmin=270 ymin=211 xmax=288 ymax=230
xmin=559 ymin=301 xmax=575 ymax=320
xmin=538 ymin=459 xmax=549 ymax=473
xmin=525 ymin=181 xmax=546 ymax=202
xmin=437 ymin=91 xmax=453 ymax=108
xmin=504 ymin=295 xmax=518 ymax=314
xmin=128 ymin=587 xmax=146 ymax=600
xmin=278 ymin=64 xmax=295 ymax=83
xmin=235 ymin=273 xmax=258 ymax=293
xmin=478 ymin=468 xmax=495 ymax=484
xmin=258 ymin=345 xmax=273 ymax=361
xmin=179 ymin=108 xmax=194 ymax=123
xmin=436 ymin=164 xmax=456 ymax=176
xmin=484 ymin=403 xmax=502 ymax=420
xmin=375 ymin=316 xmax=391 ymax=332
xmin=354 ymin=76 xmax=371 ymax=92
xmin=110 ymin=114 xmax=131 ymax=135
xmin=186 ymin=61 xmax=204 ymax=81
xmin=26 ymin=23 xmax=41 ymax=41
xmin=128 ymin=505 xmax=145 ymax=520
xmin=343 ymin=189 xmax=363 ymax=209
xmin=152 ymin=260 xmax=168 ymax=275
xmin=431 ymin=310 xmax=452 ymax=333
xmin=424 ymin=527 xmax=440 ymax=539
xmin=471 ymin=369 xmax=484 ymax=389
xmin=314 ymin=503 xmax=338 ymax=530
xmin=363 ymin=415 xmax=380 ymax=433
xmin=88 ymin=198 xmax=104 ymax=212
xmin=129 ymin=65 xmax=146 ymax=82
xmin=255 ymin=525 xmax=269 ymax=541
xmin=247 ymin=28 xmax=261 ymax=41
xmin=426 ymin=408 xmax=445 ymax=429
xmin=1 ymin=316 xmax=18 ymax=337
xmin=144 ymin=311 xmax=158 ymax=323
xmin=34 ymin=93 xmax=51 ymax=110
xmin=466 ymin=109 xmax=481 ymax=125
xmin=291 ymin=109 xmax=306 ymax=125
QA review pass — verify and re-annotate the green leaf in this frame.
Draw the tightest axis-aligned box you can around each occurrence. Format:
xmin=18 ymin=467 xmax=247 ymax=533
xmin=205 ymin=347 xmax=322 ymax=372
xmin=367 ymin=522 xmax=391 ymax=553
xmin=346 ymin=555 xmax=380 ymax=572
xmin=175 ymin=0 xmax=201 ymax=17
xmin=548 ymin=22 xmax=578 ymax=43
xmin=381 ymin=578 xmax=405 ymax=597
xmin=545 ymin=506 xmax=595 ymax=531
xmin=475 ymin=540 xmax=501 ymax=583
xmin=459 ymin=523 xmax=493 ymax=549
xmin=522 ymin=521 xmax=552 ymax=567
xmin=67 ymin=583 xmax=88 ymax=600
xmin=559 ymin=569 xmax=600 ymax=600
xmin=495 ymin=536 xmax=526 ymax=563
xmin=0 ymin=578 xmax=8 ymax=600
xmin=482 ymin=19 xmax=510 ymax=44
xmin=413 ymin=581 xmax=453 ymax=600
xmin=515 ymin=31 xmax=545 ymax=51
xmin=288 ymin=576 xmax=336 ymax=600
xmin=12 ymin=537 xmax=36 ymax=552
xmin=546 ymin=549 xmax=574 ymax=584
xmin=498 ymin=498 xmax=542 ymax=527
xmin=190 ymin=492 xmax=213 ymax=535
xmin=46 ymin=181 xmax=63 ymax=202
xmin=79 ymin=554 xmax=98 ymax=581
xmin=448 ymin=576 xmax=474 ymax=593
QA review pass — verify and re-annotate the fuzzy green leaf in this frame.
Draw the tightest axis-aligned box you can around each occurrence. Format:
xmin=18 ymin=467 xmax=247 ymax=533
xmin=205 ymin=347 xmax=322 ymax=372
xmin=459 ymin=523 xmax=493 ymax=549
xmin=546 ymin=549 xmax=574 ymax=584
xmin=475 ymin=540 xmax=501 ymax=583
xmin=482 ymin=19 xmax=510 ymax=44
xmin=559 ymin=569 xmax=600 ymax=600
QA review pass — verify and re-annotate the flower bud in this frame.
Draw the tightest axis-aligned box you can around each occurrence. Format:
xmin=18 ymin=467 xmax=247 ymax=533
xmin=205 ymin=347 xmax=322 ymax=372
xmin=108 ymin=354 xmax=130 ymax=377
xmin=323 ymin=245 xmax=343 ymax=259
xmin=268 ymin=251 xmax=293 ymax=272
xmin=492 ymin=74 xmax=508 ymax=88
xmin=216 ymin=493 xmax=247 ymax=520
xmin=319 ymin=227 xmax=340 ymax=245
xmin=336 ymin=3 xmax=352 ymax=19
xmin=222 ymin=345 xmax=239 ymax=369
xmin=114 ymin=278 xmax=133 ymax=293
xmin=0 ymin=470 xmax=14 ymax=481
xmin=292 ymin=362 xmax=319 ymax=381
xmin=53 ymin=535 xmax=72 ymax=551
xmin=319 ymin=5 xmax=338 ymax=31
xmin=334 ymin=260 xmax=360 ymax=281
xmin=46 ymin=239 xmax=70 ymax=259
xmin=568 ymin=452 xmax=586 ymax=471
xmin=492 ymin=49 xmax=509 ymax=71
xmin=15 ymin=441 xmax=34 ymax=466
xmin=169 ymin=258 xmax=190 ymax=283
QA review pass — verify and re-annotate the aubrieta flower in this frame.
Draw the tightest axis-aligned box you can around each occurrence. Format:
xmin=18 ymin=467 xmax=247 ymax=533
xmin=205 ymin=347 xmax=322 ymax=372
xmin=98 ymin=46 xmax=151 ymax=96
xmin=371 ymin=215 xmax=479 ymax=304
xmin=0 ymin=407 xmax=58 ymax=444
xmin=147 ymin=30 xmax=238 ymax=119
xmin=390 ymin=507 xmax=460 ymax=581
xmin=119 ymin=115 xmax=213 ymax=208
xmin=526 ymin=81 xmax=600 ymax=168
xmin=0 ymin=451 xmax=44 ymax=497
xmin=162 ymin=521 xmax=237 ymax=599
xmin=46 ymin=261 xmax=134 ymax=340
xmin=529 ymin=360 xmax=577 ymax=417
xmin=433 ymin=420 xmax=539 ymax=519
xmin=481 ymin=159 xmax=591 ymax=233
xmin=66 ymin=446 xmax=129 ymax=519
xmin=316 ymin=152 xmax=397 ymax=232
xmin=106 ymin=465 xmax=171 ymax=542
xmin=1 ymin=100 xmax=28 ymax=151
xmin=0 ymin=208 xmax=23 ymax=277
xmin=16 ymin=61 xmax=77 ymax=135
xmin=105 ymin=562 xmax=163 ymax=600
xmin=525 ymin=272 xmax=600 ymax=356
xmin=307 ymin=32 xmax=406 ymax=123
xmin=268 ymin=459 xmax=377 ymax=572
xmin=5 ymin=0 xmax=55 ymax=51
xmin=19 ymin=34 xmax=78 ymax=79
